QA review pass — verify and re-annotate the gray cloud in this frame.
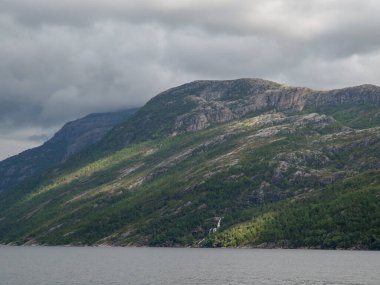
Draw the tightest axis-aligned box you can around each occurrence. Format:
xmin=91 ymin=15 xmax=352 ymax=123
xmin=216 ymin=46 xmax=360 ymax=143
xmin=1 ymin=0 xmax=380 ymax=160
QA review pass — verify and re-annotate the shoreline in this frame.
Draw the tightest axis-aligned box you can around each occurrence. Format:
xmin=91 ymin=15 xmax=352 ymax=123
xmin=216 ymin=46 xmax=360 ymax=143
xmin=0 ymin=243 xmax=375 ymax=251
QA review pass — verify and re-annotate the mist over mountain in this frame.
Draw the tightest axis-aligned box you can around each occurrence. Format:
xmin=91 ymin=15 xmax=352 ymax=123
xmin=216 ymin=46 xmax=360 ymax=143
xmin=2 ymin=1 xmax=380 ymax=163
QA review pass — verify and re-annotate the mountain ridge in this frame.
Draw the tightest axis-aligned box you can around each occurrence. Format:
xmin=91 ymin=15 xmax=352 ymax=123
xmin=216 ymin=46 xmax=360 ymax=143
xmin=98 ymin=79 xmax=380 ymax=150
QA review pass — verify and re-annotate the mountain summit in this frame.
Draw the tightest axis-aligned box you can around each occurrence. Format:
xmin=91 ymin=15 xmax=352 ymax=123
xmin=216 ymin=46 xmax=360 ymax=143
xmin=100 ymin=79 xmax=380 ymax=149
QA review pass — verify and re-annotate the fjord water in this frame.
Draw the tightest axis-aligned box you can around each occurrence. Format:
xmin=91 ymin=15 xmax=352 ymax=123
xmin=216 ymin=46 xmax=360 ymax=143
xmin=0 ymin=247 xmax=379 ymax=285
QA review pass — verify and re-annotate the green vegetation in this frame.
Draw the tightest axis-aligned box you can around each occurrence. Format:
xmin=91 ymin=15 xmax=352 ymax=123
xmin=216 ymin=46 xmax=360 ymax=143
xmin=208 ymin=171 xmax=380 ymax=249
xmin=308 ymin=104 xmax=380 ymax=129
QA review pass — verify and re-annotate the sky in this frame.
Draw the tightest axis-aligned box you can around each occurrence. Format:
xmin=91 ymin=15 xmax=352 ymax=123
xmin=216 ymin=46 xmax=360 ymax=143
xmin=1 ymin=0 xmax=380 ymax=160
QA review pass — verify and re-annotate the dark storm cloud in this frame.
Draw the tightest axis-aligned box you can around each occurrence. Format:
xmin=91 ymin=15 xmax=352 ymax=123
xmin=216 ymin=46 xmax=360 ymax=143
xmin=1 ymin=0 xmax=380 ymax=159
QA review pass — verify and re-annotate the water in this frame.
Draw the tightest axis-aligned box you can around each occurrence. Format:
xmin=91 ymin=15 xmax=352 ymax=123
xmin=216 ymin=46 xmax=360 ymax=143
xmin=0 ymin=246 xmax=379 ymax=285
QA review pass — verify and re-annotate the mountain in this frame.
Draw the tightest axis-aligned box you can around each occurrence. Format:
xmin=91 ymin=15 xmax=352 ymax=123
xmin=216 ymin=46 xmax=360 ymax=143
xmin=0 ymin=108 xmax=138 ymax=193
xmin=0 ymin=79 xmax=379 ymax=249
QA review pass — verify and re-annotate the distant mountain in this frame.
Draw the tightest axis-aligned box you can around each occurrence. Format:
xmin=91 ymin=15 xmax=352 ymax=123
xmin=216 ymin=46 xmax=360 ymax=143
xmin=0 ymin=79 xmax=379 ymax=249
xmin=0 ymin=108 xmax=138 ymax=193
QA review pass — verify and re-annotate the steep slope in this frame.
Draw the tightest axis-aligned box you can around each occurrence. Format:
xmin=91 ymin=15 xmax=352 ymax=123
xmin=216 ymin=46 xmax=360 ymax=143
xmin=0 ymin=108 xmax=138 ymax=193
xmin=0 ymin=79 xmax=379 ymax=248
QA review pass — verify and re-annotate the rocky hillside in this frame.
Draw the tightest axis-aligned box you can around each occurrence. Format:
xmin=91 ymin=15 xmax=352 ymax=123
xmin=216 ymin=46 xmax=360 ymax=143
xmin=0 ymin=108 xmax=137 ymax=193
xmin=100 ymin=79 xmax=380 ymax=150
xmin=0 ymin=79 xmax=379 ymax=249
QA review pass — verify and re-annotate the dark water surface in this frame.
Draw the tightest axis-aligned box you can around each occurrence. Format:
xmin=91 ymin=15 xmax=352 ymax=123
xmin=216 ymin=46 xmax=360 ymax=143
xmin=0 ymin=246 xmax=379 ymax=285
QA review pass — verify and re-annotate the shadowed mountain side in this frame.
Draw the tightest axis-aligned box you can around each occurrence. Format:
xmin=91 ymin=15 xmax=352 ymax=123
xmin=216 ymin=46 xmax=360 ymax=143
xmin=0 ymin=108 xmax=138 ymax=192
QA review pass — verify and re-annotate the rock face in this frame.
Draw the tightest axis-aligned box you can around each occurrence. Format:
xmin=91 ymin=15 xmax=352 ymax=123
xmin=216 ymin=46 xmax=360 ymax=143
xmin=0 ymin=108 xmax=137 ymax=192
xmin=102 ymin=79 xmax=380 ymax=149
xmin=172 ymin=81 xmax=380 ymax=133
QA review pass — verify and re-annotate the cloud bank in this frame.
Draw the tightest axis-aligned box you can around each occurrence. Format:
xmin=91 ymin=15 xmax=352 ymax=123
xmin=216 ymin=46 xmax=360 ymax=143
xmin=1 ymin=0 xmax=380 ymax=159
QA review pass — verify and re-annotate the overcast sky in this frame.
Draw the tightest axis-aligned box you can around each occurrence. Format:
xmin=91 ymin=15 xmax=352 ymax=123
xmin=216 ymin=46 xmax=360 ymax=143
xmin=1 ymin=0 xmax=380 ymax=160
